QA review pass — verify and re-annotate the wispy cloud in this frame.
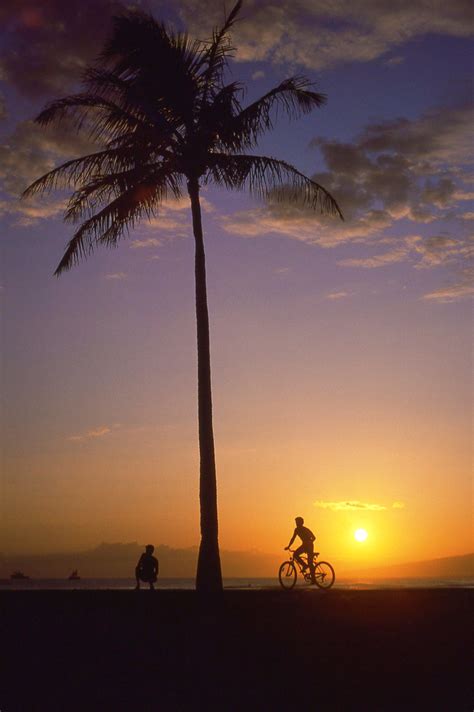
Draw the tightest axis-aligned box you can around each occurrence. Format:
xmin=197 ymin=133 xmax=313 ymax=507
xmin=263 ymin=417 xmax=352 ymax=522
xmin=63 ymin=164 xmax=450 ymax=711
xmin=422 ymin=267 xmax=474 ymax=302
xmin=325 ymin=290 xmax=351 ymax=300
xmin=0 ymin=197 xmax=66 ymax=226
xmin=385 ymin=55 xmax=405 ymax=67
xmin=104 ymin=272 xmax=127 ymax=281
xmin=314 ymin=500 xmax=387 ymax=511
xmin=67 ymin=424 xmax=120 ymax=443
xmin=315 ymin=499 xmax=406 ymax=511
xmin=338 ymin=247 xmax=409 ymax=269
xmin=129 ymin=238 xmax=163 ymax=250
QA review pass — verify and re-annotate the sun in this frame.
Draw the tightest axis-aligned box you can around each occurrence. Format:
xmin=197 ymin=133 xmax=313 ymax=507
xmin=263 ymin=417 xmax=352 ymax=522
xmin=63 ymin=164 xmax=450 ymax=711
xmin=354 ymin=528 xmax=368 ymax=542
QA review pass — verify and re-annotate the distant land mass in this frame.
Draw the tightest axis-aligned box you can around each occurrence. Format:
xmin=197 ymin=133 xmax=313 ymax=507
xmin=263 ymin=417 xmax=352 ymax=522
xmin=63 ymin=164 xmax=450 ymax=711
xmin=0 ymin=544 xmax=473 ymax=580
xmin=0 ymin=542 xmax=279 ymax=579
xmin=347 ymin=553 xmax=474 ymax=581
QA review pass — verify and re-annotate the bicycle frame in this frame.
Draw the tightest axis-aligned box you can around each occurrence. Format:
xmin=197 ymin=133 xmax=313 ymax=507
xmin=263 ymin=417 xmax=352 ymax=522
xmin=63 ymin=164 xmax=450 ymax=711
xmin=287 ymin=549 xmax=319 ymax=582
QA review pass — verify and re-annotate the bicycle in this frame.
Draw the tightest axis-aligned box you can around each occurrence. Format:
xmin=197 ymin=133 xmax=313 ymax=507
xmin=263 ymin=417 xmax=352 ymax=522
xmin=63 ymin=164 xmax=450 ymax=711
xmin=278 ymin=549 xmax=335 ymax=590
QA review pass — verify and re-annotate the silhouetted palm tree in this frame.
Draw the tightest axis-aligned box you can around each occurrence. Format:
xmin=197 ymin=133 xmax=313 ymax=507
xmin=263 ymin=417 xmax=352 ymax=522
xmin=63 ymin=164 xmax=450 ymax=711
xmin=23 ymin=1 xmax=342 ymax=592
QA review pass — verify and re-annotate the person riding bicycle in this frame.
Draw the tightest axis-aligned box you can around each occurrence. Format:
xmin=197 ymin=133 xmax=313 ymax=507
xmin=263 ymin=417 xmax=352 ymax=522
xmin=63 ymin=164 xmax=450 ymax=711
xmin=285 ymin=517 xmax=316 ymax=583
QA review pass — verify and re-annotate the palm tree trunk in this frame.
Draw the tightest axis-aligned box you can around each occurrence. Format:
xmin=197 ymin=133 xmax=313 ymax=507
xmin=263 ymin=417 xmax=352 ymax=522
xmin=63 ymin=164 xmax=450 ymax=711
xmin=188 ymin=177 xmax=223 ymax=593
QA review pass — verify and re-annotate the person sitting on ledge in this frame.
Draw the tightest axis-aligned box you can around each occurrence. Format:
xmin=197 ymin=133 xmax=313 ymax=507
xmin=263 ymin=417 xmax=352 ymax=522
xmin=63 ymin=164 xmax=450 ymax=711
xmin=135 ymin=544 xmax=159 ymax=590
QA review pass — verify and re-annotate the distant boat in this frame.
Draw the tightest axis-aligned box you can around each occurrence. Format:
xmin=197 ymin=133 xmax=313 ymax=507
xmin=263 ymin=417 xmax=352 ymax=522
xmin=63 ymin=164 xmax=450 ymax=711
xmin=10 ymin=571 xmax=30 ymax=580
xmin=68 ymin=570 xmax=81 ymax=580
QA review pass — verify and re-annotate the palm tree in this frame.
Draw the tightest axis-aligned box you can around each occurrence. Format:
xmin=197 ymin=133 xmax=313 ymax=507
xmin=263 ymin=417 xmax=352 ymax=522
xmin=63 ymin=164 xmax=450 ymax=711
xmin=23 ymin=0 xmax=342 ymax=592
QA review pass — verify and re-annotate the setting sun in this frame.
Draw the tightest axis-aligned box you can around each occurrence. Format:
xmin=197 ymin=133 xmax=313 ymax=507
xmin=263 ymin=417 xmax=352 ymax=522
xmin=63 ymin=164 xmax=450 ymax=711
xmin=354 ymin=529 xmax=368 ymax=542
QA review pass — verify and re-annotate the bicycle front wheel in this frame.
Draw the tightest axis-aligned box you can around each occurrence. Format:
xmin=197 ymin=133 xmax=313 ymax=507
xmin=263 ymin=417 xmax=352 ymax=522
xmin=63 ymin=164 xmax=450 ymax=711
xmin=278 ymin=561 xmax=297 ymax=590
xmin=314 ymin=561 xmax=335 ymax=589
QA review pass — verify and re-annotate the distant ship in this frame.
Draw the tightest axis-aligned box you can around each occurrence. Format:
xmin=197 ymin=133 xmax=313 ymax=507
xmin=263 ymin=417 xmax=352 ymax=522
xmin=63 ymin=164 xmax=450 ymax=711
xmin=10 ymin=571 xmax=30 ymax=580
xmin=68 ymin=570 xmax=81 ymax=580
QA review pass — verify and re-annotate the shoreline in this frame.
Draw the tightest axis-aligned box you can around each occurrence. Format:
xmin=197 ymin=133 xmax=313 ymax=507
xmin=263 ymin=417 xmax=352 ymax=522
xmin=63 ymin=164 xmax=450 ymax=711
xmin=1 ymin=576 xmax=472 ymax=591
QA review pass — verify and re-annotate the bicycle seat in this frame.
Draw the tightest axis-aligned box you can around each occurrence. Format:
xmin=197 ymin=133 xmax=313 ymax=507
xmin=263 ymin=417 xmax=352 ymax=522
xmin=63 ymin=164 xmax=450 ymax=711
xmin=314 ymin=552 xmax=320 ymax=557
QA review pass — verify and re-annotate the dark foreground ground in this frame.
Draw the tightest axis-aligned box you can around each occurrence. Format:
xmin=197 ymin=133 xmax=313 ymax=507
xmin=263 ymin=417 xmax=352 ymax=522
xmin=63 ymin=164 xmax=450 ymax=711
xmin=1 ymin=588 xmax=471 ymax=711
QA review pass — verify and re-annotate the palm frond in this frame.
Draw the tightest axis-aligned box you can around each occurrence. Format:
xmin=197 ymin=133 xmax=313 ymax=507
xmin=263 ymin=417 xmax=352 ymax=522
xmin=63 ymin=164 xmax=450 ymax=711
xmin=98 ymin=11 xmax=202 ymax=127
xmin=198 ymin=0 xmax=243 ymax=107
xmin=229 ymin=77 xmax=327 ymax=149
xmin=36 ymin=93 xmax=147 ymax=143
xmin=64 ymin=161 xmax=182 ymax=223
xmin=206 ymin=153 xmax=343 ymax=218
xmin=23 ymin=3 xmax=342 ymax=278
xmin=198 ymin=82 xmax=243 ymax=149
xmin=55 ymin=169 xmax=183 ymax=275
xmin=36 ymin=86 xmax=182 ymax=151
xmin=21 ymin=144 xmax=156 ymax=199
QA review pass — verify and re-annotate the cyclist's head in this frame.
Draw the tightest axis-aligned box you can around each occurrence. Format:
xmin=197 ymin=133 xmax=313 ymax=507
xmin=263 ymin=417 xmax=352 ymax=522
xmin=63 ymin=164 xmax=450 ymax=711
xmin=295 ymin=516 xmax=304 ymax=526
xmin=145 ymin=544 xmax=155 ymax=554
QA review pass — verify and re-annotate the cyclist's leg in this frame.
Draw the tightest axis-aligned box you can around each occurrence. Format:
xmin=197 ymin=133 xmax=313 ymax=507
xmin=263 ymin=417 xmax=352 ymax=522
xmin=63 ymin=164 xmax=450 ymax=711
xmin=306 ymin=544 xmax=316 ymax=582
xmin=293 ymin=545 xmax=307 ymax=569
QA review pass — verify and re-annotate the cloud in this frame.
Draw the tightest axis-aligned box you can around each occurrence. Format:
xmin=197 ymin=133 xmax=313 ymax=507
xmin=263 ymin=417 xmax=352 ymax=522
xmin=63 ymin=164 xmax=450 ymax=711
xmin=3 ymin=0 xmax=471 ymax=109
xmin=1 ymin=127 xmax=210 ymax=231
xmin=180 ymin=0 xmax=473 ymax=72
xmin=315 ymin=499 xmax=407 ymax=512
xmin=0 ymin=0 xmax=125 ymax=99
xmin=0 ymin=196 xmax=65 ymax=226
xmin=220 ymin=103 xmax=472 ymax=298
xmin=128 ymin=195 xmax=213 ymax=244
xmin=129 ymin=238 xmax=163 ymax=250
xmin=422 ymin=267 xmax=474 ymax=302
xmin=0 ymin=119 xmax=98 ymax=225
xmin=338 ymin=234 xmax=473 ymax=271
xmin=338 ymin=247 xmax=409 ymax=268
xmin=409 ymin=234 xmax=473 ymax=269
xmin=325 ymin=290 xmax=351 ymax=300
xmin=251 ymin=70 xmax=265 ymax=80
xmin=0 ymin=120 xmax=97 ymax=195
xmin=385 ymin=55 xmax=405 ymax=66
xmin=104 ymin=272 xmax=127 ymax=280
xmin=314 ymin=500 xmax=387 ymax=511
xmin=67 ymin=425 xmax=119 ymax=443
xmin=310 ymin=105 xmax=473 ymax=226
xmin=221 ymin=205 xmax=393 ymax=248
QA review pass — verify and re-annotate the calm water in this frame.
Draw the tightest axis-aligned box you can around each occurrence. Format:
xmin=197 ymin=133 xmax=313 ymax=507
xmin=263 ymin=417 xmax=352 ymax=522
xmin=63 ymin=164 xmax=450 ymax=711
xmin=1 ymin=577 xmax=472 ymax=590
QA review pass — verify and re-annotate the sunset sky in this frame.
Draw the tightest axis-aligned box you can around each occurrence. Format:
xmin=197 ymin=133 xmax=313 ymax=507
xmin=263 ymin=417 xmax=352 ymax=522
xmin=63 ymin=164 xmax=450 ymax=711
xmin=1 ymin=0 xmax=472 ymax=574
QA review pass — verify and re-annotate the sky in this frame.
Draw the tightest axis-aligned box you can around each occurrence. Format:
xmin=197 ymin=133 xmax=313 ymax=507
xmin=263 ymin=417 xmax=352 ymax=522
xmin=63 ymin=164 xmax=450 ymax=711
xmin=1 ymin=0 xmax=472 ymax=574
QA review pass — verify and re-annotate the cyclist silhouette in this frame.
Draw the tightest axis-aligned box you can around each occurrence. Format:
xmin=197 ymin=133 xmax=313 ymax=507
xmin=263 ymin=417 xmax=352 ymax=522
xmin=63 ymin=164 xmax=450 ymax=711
xmin=285 ymin=517 xmax=316 ymax=583
xmin=135 ymin=544 xmax=159 ymax=590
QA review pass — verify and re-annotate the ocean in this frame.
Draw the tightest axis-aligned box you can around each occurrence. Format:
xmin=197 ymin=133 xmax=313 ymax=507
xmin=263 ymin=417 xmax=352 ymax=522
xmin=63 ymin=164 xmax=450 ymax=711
xmin=1 ymin=577 xmax=472 ymax=590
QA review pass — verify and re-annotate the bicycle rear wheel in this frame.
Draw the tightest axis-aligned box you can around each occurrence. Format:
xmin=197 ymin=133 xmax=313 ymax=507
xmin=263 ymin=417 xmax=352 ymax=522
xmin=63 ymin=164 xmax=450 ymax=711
xmin=314 ymin=561 xmax=335 ymax=589
xmin=278 ymin=561 xmax=297 ymax=590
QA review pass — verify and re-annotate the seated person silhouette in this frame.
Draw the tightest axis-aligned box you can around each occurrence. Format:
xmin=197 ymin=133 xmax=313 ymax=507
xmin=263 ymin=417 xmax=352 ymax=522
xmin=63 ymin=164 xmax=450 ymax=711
xmin=285 ymin=516 xmax=316 ymax=583
xmin=135 ymin=544 xmax=159 ymax=590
